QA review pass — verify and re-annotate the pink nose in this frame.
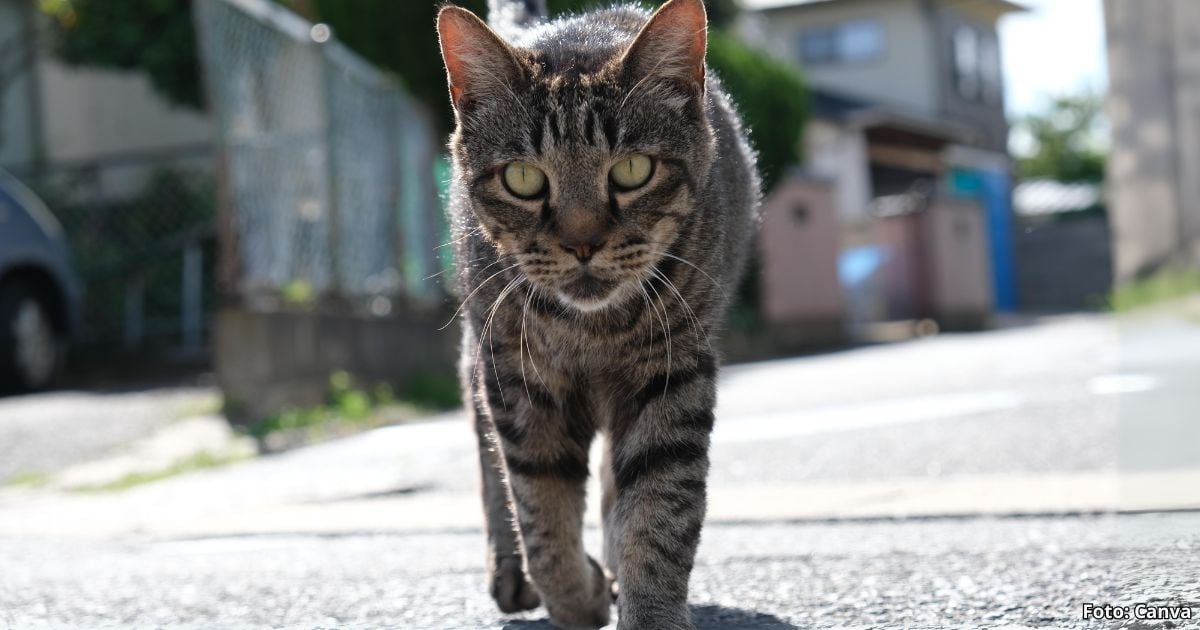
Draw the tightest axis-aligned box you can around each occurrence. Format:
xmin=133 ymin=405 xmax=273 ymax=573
xmin=561 ymin=239 xmax=605 ymax=262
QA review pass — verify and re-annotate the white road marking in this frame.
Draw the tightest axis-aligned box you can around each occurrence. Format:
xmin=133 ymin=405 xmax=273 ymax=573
xmin=713 ymin=390 xmax=1024 ymax=444
xmin=1086 ymin=374 xmax=1162 ymax=396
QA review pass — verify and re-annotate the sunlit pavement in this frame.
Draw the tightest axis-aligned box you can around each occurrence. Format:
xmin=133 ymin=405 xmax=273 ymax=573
xmin=1 ymin=307 xmax=1197 ymax=627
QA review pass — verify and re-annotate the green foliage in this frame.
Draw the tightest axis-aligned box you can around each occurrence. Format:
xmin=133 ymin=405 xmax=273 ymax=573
xmin=250 ymin=370 xmax=460 ymax=441
xmin=398 ymin=372 xmax=462 ymax=411
xmin=1109 ymin=266 xmax=1200 ymax=313
xmin=302 ymin=0 xmax=485 ymax=133
xmin=40 ymin=0 xmax=203 ymax=110
xmin=706 ymin=30 xmax=806 ymax=191
xmin=1015 ymin=93 xmax=1107 ymax=183
xmin=72 ymin=451 xmax=245 ymax=492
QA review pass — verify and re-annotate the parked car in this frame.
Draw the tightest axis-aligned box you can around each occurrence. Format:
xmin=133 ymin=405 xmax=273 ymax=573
xmin=0 ymin=168 xmax=81 ymax=393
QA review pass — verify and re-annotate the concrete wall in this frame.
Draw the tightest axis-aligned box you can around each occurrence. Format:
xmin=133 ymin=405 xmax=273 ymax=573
xmin=759 ymin=175 xmax=845 ymax=325
xmin=750 ymin=0 xmax=940 ymax=115
xmin=925 ymin=197 xmax=993 ymax=326
xmin=1105 ymin=0 xmax=1200 ymax=281
xmin=872 ymin=197 xmax=992 ymax=328
xmin=215 ymin=306 xmax=459 ymax=423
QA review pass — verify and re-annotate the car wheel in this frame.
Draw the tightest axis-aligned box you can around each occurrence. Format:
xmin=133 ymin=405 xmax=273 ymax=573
xmin=0 ymin=282 xmax=64 ymax=393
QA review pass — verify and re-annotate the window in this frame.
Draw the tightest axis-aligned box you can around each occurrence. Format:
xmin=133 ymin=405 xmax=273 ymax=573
xmin=953 ymin=26 xmax=979 ymax=101
xmin=980 ymin=34 xmax=1002 ymax=105
xmin=953 ymin=25 xmax=1003 ymax=105
xmin=800 ymin=29 xmax=838 ymax=64
xmin=839 ymin=20 xmax=885 ymax=62
xmin=797 ymin=19 xmax=885 ymax=66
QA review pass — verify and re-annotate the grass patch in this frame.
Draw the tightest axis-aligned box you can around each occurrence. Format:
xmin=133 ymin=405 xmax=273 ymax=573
xmin=1110 ymin=267 xmax=1200 ymax=312
xmin=5 ymin=471 xmax=51 ymax=488
xmin=249 ymin=371 xmax=461 ymax=445
xmin=71 ymin=451 xmax=246 ymax=493
xmin=174 ymin=391 xmax=224 ymax=420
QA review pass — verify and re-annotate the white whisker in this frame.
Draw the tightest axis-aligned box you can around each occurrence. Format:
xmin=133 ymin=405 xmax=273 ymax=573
xmin=440 ymin=262 xmax=521 ymax=330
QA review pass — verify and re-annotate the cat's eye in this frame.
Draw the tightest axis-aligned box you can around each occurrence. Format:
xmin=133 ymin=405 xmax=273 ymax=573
xmin=609 ymin=154 xmax=654 ymax=191
xmin=502 ymin=162 xmax=548 ymax=199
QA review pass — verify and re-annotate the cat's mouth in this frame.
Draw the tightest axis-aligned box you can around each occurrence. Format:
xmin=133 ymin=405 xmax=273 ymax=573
xmin=556 ymin=272 xmax=619 ymax=312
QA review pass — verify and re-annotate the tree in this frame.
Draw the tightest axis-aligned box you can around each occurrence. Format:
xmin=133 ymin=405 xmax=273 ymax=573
xmin=706 ymin=30 xmax=806 ymax=191
xmin=1014 ymin=93 xmax=1107 ymax=183
xmin=40 ymin=0 xmax=204 ymax=110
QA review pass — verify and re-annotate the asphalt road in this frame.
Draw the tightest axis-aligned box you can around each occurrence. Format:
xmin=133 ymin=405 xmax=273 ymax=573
xmin=1 ymin=308 xmax=1199 ymax=628
xmin=1 ymin=513 xmax=1197 ymax=628
xmin=0 ymin=387 xmax=216 ymax=483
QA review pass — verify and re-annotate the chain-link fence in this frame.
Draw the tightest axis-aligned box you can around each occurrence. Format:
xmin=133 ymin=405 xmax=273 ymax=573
xmin=193 ymin=0 xmax=443 ymax=309
xmin=20 ymin=148 xmax=217 ymax=354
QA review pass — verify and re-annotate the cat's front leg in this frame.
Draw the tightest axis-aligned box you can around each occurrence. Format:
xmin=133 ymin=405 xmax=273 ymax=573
xmin=463 ymin=323 xmax=541 ymax=614
xmin=483 ymin=368 xmax=612 ymax=629
xmin=608 ymin=353 xmax=717 ymax=630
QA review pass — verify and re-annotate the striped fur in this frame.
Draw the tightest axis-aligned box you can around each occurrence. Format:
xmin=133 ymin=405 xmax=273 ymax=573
xmin=438 ymin=1 xmax=759 ymax=627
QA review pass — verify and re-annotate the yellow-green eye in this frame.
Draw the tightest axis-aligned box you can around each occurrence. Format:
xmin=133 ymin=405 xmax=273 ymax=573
xmin=502 ymin=162 xmax=547 ymax=199
xmin=609 ymin=154 xmax=654 ymax=190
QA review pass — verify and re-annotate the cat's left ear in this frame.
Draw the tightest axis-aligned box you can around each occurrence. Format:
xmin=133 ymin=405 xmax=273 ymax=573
xmin=620 ymin=0 xmax=707 ymax=91
xmin=437 ymin=6 xmax=524 ymax=113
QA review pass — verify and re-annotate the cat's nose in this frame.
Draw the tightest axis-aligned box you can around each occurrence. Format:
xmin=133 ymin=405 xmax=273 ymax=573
xmin=560 ymin=237 xmax=606 ymax=263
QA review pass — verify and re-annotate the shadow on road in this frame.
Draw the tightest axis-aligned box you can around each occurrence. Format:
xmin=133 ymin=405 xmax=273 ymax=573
xmin=691 ymin=605 xmax=798 ymax=629
xmin=502 ymin=605 xmax=797 ymax=629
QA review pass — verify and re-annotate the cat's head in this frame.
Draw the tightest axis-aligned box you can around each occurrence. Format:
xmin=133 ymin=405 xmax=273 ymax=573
xmin=438 ymin=0 xmax=713 ymax=312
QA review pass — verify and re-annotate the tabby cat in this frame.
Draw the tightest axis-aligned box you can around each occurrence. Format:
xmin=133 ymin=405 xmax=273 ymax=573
xmin=437 ymin=0 xmax=759 ymax=627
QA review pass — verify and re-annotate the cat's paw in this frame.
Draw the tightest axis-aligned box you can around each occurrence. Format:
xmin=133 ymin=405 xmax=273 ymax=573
xmin=545 ymin=556 xmax=612 ymax=629
xmin=490 ymin=556 xmax=541 ymax=613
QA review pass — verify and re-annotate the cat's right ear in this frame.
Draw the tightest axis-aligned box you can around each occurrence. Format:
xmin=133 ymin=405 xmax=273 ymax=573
xmin=437 ymin=6 xmax=523 ymax=114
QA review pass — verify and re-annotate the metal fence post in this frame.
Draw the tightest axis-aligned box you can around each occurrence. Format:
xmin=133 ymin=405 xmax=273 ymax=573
xmin=123 ymin=276 xmax=144 ymax=350
xmin=316 ymin=31 xmax=342 ymax=296
xmin=181 ymin=243 xmax=204 ymax=353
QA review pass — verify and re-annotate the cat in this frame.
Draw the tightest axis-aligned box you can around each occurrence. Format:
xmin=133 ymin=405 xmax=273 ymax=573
xmin=437 ymin=0 xmax=760 ymax=627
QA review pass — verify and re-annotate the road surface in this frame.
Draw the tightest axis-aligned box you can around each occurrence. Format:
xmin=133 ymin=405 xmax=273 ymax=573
xmin=1 ymin=308 xmax=1197 ymax=627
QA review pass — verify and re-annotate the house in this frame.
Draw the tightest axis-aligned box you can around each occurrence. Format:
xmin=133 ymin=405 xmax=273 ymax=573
xmin=741 ymin=0 xmax=1021 ymax=153
xmin=0 ymin=0 xmax=213 ymax=190
xmin=1104 ymin=0 xmax=1200 ymax=283
xmin=739 ymin=0 xmax=1027 ymax=327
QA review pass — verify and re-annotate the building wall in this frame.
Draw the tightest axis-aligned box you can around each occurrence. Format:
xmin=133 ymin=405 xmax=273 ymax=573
xmin=749 ymin=0 xmax=940 ymax=116
xmin=930 ymin=2 xmax=1011 ymax=153
xmin=37 ymin=61 xmax=212 ymax=164
xmin=804 ymin=119 xmax=872 ymax=225
xmin=1105 ymin=0 xmax=1200 ymax=281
